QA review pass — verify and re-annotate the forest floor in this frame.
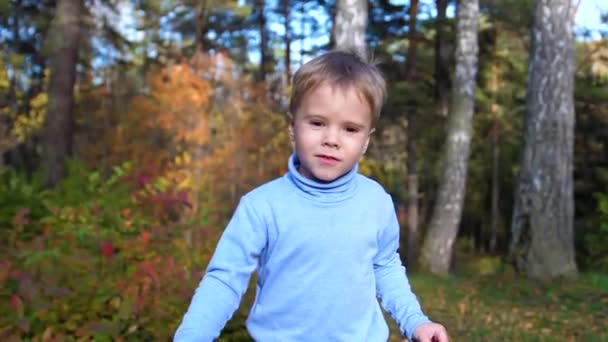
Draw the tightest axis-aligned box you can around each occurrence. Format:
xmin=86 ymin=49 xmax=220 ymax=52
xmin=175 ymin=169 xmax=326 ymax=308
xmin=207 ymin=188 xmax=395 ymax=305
xmin=219 ymin=271 xmax=608 ymax=342
xmin=388 ymin=272 xmax=608 ymax=341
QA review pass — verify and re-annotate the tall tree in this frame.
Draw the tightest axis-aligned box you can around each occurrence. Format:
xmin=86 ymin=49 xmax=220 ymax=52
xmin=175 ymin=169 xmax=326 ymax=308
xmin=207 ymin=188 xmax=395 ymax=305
xmin=421 ymin=0 xmax=479 ymax=275
xmin=434 ymin=0 xmax=451 ymax=116
xmin=257 ymin=0 xmax=269 ymax=82
xmin=195 ymin=0 xmax=209 ymax=52
xmin=334 ymin=0 xmax=367 ymax=55
xmin=509 ymin=0 xmax=578 ymax=280
xmin=489 ymin=50 xmax=500 ymax=254
xmin=282 ymin=0 xmax=292 ymax=81
xmin=404 ymin=0 xmax=420 ymax=268
xmin=43 ymin=0 xmax=83 ymax=187
xmin=0 ymin=1 xmax=54 ymax=172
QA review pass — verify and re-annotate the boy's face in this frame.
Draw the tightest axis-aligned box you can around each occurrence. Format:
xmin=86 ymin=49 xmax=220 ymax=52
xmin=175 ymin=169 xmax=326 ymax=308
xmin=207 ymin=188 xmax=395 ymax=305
xmin=289 ymin=82 xmax=373 ymax=182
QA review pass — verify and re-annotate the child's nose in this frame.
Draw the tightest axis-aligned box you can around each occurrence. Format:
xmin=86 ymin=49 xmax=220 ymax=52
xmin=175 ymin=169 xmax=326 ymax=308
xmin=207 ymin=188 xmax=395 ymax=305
xmin=322 ymin=127 xmax=340 ymax=147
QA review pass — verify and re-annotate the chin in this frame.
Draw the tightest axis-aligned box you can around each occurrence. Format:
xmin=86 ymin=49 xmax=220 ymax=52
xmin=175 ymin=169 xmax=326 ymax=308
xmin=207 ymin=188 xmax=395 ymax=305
xmin=315 ymin=176 xmax=337 ymax=183
xmin=312 ymin=171 xmax=345 ymax=183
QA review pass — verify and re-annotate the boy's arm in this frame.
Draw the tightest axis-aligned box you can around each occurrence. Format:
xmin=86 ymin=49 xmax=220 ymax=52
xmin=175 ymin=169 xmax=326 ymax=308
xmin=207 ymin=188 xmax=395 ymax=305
xmin=174 ymin=196 xmax=266 ymax=341
xmin=374 ymin=194 xmax=431 ymax=341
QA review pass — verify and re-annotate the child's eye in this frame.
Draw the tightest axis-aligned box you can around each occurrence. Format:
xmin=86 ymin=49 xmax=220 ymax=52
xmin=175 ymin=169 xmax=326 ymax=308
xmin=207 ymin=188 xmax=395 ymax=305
xmin=345 ymin=127 xmax=360 ymax=133
xmin=309 ymin=120 xmax=324 ymax=127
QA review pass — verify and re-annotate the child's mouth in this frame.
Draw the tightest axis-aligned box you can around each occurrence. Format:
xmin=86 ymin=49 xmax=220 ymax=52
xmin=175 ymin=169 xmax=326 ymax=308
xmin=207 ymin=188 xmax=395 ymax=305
xmin=316 ymin=155 xmax=340 ymax=163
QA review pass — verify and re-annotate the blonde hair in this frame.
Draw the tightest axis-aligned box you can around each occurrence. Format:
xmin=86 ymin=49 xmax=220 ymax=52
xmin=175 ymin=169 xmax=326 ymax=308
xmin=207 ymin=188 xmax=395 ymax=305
xmin=288 ymin=49 xmax=386 ymax=126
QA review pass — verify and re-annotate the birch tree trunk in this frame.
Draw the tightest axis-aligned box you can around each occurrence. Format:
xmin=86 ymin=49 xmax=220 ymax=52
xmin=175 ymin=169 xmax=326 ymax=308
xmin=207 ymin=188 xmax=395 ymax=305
xmin=43 ymin=0 xmax=82 ymax=187
xmin=421 ymin=0 xmax=479 ymax=275
xmin=509 ymin=0 xmax=578 ymax=280
xmin=334 ymin=0 xmax=367 ymax=55
xmin=434 ymin=0 xmax=450 ymax=117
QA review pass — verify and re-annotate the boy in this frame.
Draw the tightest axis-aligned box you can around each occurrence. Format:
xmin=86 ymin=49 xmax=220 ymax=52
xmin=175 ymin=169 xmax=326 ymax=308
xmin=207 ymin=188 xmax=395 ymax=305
xmin=175 ymin=50 xmax=448 ymax=342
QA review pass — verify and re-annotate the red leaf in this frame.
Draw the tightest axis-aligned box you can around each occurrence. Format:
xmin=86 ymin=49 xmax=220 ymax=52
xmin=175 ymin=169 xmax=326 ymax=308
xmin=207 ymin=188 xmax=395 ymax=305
xmin=9 ymin=269 xmax=21 ymax=279
xmin=140 ymin=262 xmax=159 ymax=285
xmin=140 ymin=231 xmax=151 ymax=245
xmin=122 ymin=208 xmax=132 ymax=218
xmin=12 ymin=208 xmax=30 ymax=226
xmin=99 ymin=242 xmax=114 ymax=260
xmin=10 ymin=294 xmax=20 ymax=311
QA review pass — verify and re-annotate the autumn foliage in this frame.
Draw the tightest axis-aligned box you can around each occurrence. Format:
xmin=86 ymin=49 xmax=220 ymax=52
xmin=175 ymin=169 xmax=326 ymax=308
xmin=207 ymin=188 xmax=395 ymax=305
xmin=0 ymin=51 xmax=289 ymax=339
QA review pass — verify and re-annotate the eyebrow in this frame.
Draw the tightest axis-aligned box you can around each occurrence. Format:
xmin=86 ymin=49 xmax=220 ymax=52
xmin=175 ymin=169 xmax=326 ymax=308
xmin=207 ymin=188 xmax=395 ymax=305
xmin=301 ymin=113 xmax=325 ymax=120
xmin=305 ymin=113 xmax=367 ymax=127
xmin=343 ymin=121 xmax=366 ymax=129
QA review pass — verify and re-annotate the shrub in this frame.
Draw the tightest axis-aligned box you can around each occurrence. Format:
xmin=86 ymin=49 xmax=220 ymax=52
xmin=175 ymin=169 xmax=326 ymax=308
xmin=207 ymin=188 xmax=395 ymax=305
xmin=0 ymin=161 xmax=218 ymax=340
xmin=583 ymin=193 xmax=608 ymax=272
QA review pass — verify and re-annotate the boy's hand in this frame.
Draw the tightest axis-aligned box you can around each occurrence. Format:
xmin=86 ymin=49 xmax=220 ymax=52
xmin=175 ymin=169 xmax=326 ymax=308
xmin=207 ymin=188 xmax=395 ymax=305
xmin=411 ymin=322 xmax=449 ymax=342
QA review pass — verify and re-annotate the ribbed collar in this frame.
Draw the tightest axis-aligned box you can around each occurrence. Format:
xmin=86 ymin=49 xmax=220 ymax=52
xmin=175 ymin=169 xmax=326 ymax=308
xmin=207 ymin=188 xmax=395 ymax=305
xmin=286 ymin=153 xmax=359 ymax=204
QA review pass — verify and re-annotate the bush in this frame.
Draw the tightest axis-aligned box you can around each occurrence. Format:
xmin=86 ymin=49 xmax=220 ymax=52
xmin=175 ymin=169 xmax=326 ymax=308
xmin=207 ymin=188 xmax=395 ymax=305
xmin=0 ymin=168 xmax=50 ymax=242
xmin=0 ymin=161 xmax=218 ymax=340
xmin=582 ymin=193 xmax=608 ymax=272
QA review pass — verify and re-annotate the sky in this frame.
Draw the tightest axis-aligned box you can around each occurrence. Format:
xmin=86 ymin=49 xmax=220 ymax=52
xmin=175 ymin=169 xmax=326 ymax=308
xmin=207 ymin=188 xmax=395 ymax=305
xmin=575 ymin=0 xmax=607 ymax=39
xmin=109 ymin=0 xmax=607 ymax=69
xmin=116 ymin=0 xmax=608 ymax=41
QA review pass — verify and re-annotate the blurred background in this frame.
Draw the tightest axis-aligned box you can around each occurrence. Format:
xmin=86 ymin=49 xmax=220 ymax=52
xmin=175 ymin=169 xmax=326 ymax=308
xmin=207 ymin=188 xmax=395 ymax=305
xmin=1 ymin=0 xmax=607 ymax=340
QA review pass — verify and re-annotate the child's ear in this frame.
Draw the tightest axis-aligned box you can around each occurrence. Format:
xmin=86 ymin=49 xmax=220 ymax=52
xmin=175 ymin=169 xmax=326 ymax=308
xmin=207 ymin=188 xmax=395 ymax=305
xmin=362 ymin=128 xmax=375 ymax=154
xmin=288 ymin=123 xmax=295 ymax=149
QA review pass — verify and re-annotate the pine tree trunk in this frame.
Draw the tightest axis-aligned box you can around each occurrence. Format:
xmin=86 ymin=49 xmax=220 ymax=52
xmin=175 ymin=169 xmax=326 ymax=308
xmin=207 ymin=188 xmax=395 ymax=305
xmin=195 ymin=0 xmax=208 ymax=52
xmin=329 ymin=2 xmax=337 ymax=49
xmin=489 ymin=57 xmax=500 ymax=254
xmin=490 ymin=121 xmax=500 ymax=253
xmin=258 ymin=0 xmax=268 ymax=82
xmin=405 ymin=0 xmax=420 ymax=268
xmin=509 ymin=0 xmax=578 ymax=280
xmin=421 ymin=0 xmax=479 ymax=275
xmin=43 ymin=0 xmax=82 ymax=187
xmin=282 ymin=0 xmax=291 ymax=81
xmin=334 ymin=0 xmax=367 ymax=55
xmin=299 ymin=3 xmax=305 ymax=66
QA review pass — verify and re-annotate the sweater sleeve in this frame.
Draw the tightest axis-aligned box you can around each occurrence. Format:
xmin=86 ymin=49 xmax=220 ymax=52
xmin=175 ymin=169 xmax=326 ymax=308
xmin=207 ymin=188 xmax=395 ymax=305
xmin=374 ymin=194 xmax=430 ymax=341
xmin=174 ymin=196 xmax=266 ymax=341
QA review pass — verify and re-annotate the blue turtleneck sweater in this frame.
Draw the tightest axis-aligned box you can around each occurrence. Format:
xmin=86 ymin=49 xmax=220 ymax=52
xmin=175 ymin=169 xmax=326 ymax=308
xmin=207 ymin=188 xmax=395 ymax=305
xmin=174 ymin=154 xmax=430 ymax=341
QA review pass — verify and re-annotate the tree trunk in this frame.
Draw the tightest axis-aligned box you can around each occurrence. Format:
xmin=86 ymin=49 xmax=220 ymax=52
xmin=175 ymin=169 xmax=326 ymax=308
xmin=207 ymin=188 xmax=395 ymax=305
xmin=43 ymin=0 xmax=82 ymax=187
xmin=329 ymin=2 xmax=337 ymax=49
xmin=334 ymin=0 xmax=367 ymax=56
xmin=489 ymin=54 xmax=500 ymax=254
xmin=195 ymin=0 xmax=208 ymax=53
xmin=421 ymin=0 xmax=479 ymax=275
xmin=405 ymin=0 xmax=420 ymax=269
xmin=258 ymin=0 xmax=268 ymax=82
xmin=509 ymin=0 xmax=578 ymax=280
xmin=299 ymin=2 xmax=305 ymax=66
xmin=3 ymin=0 xmax=22 ymax=168
xmin=434 ymin=0 xmax=451 ymax=117
xmin=282 ymin=0 xmax=291 ymax=81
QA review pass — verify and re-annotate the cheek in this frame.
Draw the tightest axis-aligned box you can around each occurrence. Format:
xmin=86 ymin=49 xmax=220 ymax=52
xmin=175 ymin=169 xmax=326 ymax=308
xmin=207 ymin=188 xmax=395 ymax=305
xmin=294 ymin=127 xmax=315 ymax=143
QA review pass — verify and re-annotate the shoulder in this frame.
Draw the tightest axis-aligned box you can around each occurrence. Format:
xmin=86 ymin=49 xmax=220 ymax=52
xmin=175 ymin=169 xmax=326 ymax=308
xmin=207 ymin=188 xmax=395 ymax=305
xmin=356 ymin=174 xmax=391 ymax=200
xmin=355 ymin=174 xmax=395 ymax=216
xmin=230 ymin=177 xmax=287 ymax=226
xmin=240 ymin=176 xmax=288 ymax=208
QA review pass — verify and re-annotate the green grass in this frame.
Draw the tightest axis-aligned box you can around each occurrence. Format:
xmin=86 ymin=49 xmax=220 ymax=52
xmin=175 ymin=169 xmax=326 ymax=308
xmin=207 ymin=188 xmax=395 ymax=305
xmin=388 ymin=272 xmax=608 ymax=341
xmin=219 ymin=272 xmax=608 ymax=342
